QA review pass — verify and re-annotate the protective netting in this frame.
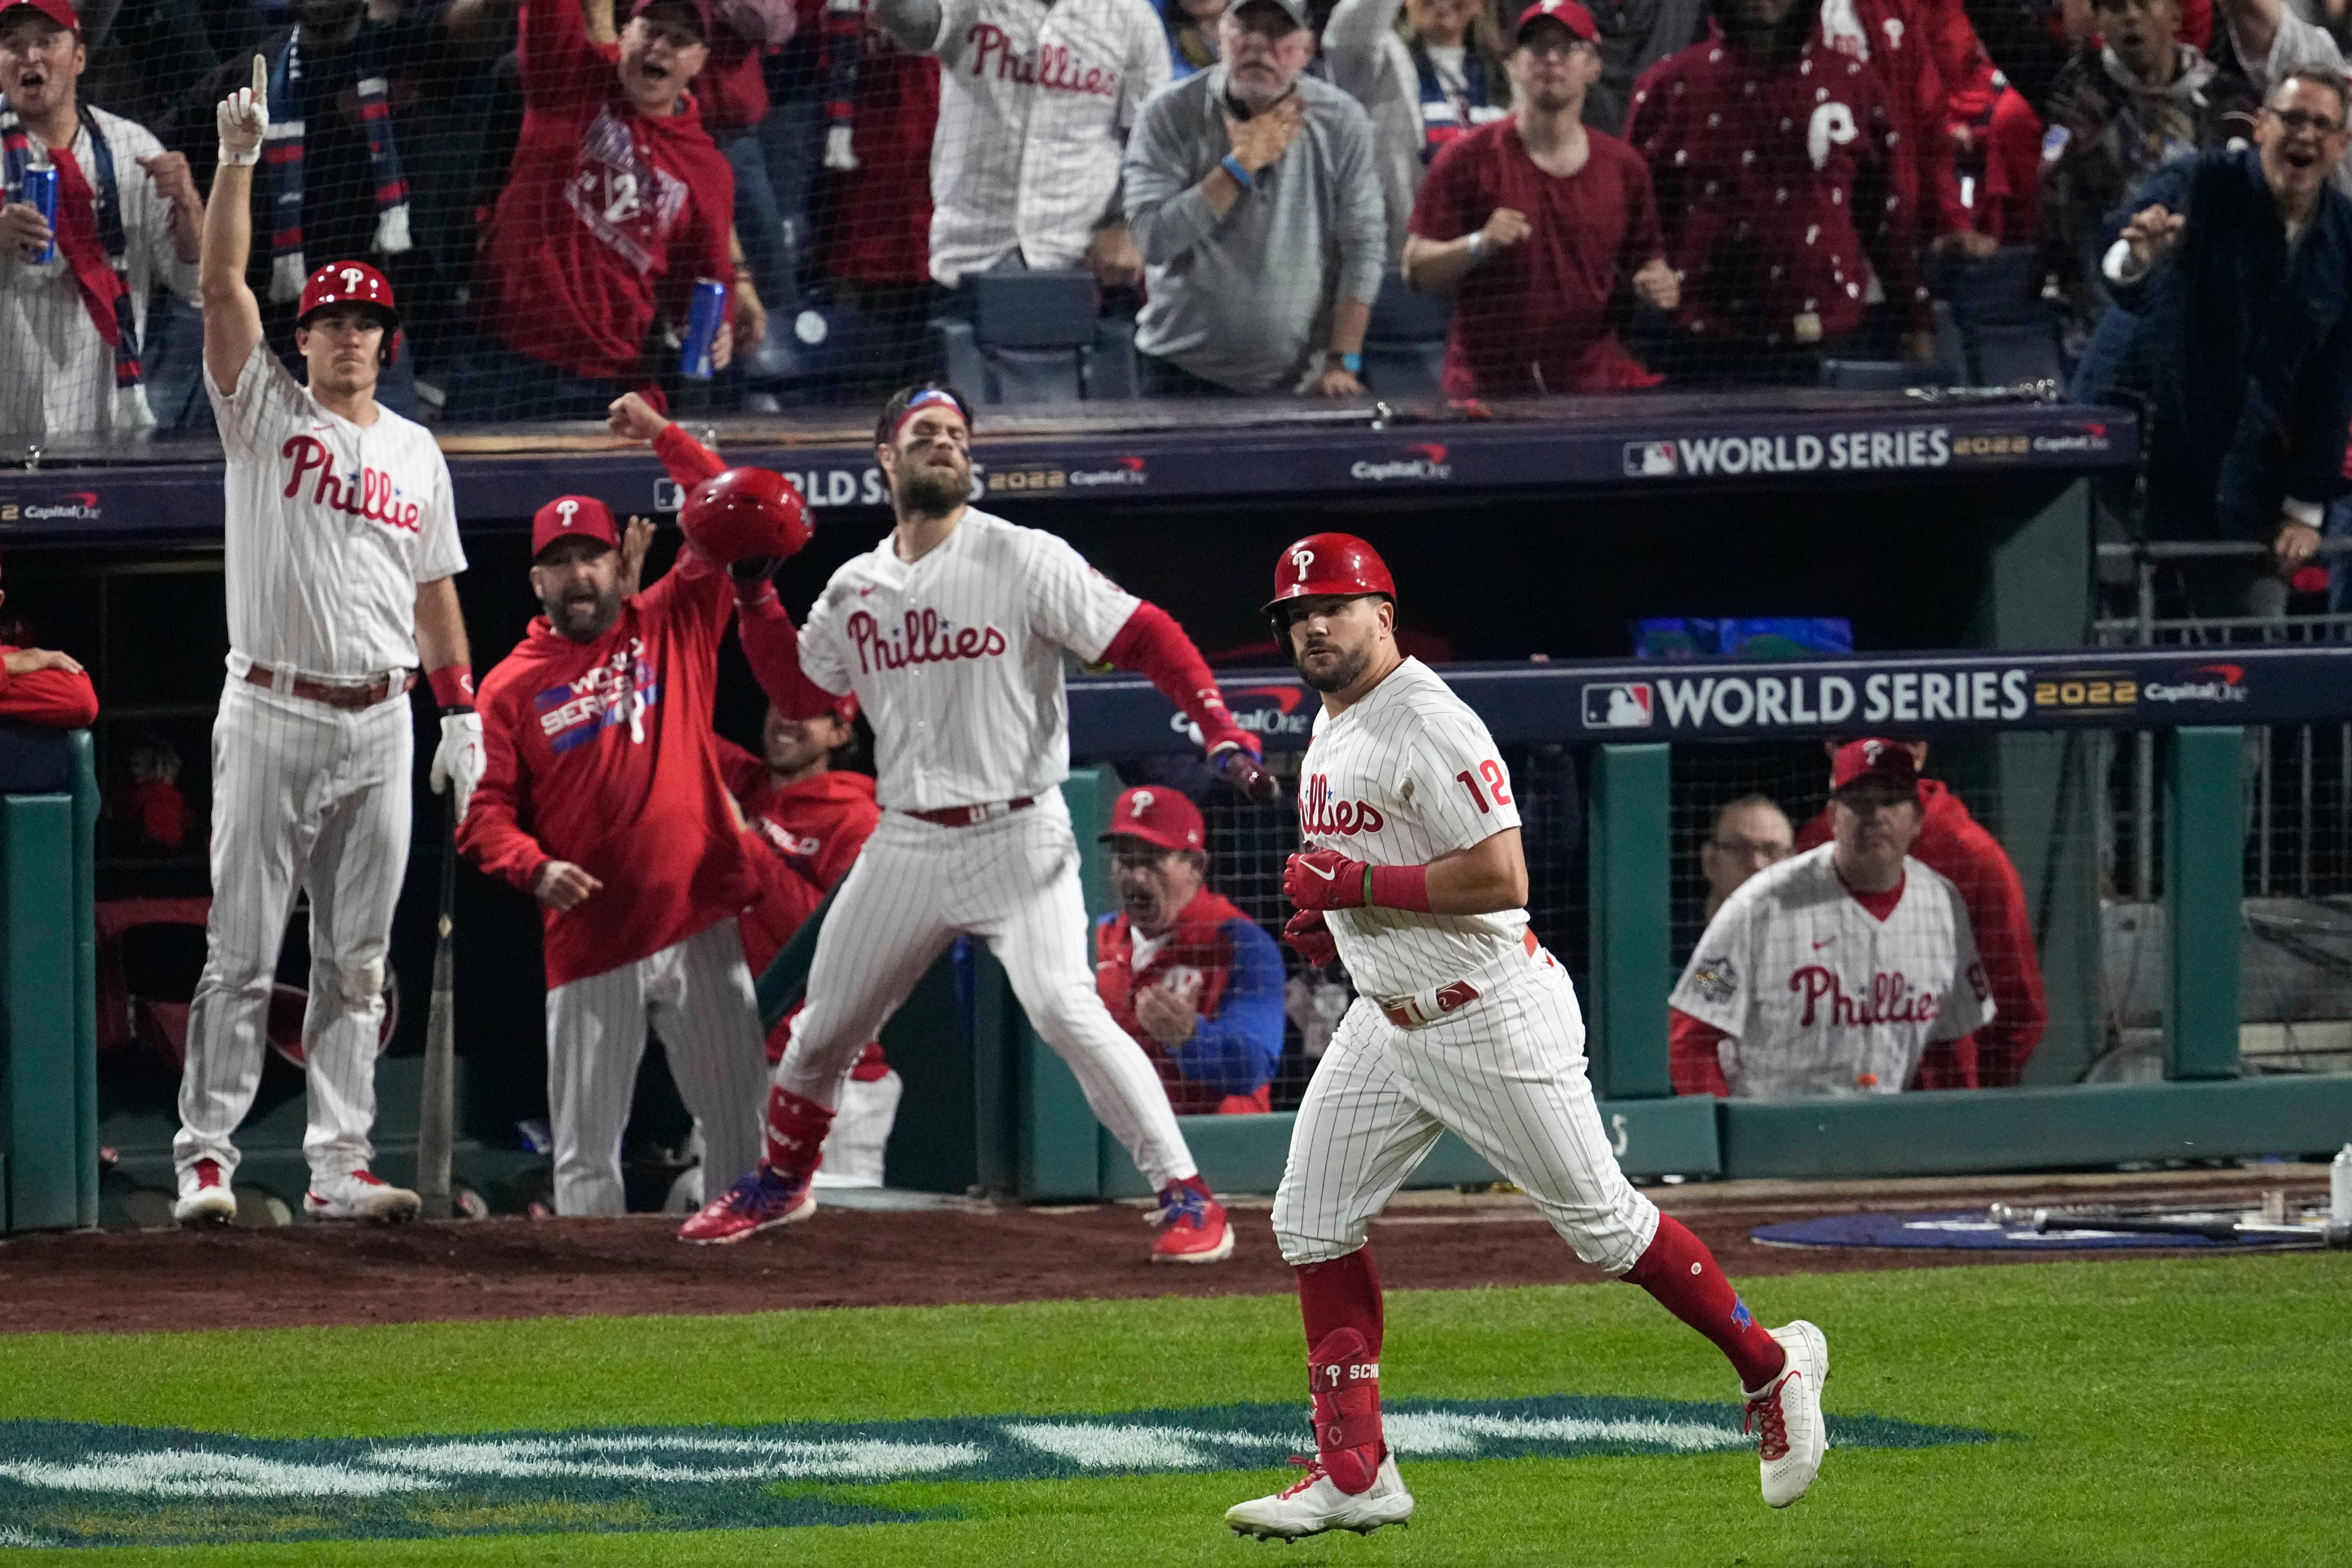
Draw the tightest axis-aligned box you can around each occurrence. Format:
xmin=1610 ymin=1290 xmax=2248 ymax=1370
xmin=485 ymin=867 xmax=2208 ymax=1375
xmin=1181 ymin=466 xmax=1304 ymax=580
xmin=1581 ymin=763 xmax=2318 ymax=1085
xmin=2 ymin=0 xmax=2127 ymax=438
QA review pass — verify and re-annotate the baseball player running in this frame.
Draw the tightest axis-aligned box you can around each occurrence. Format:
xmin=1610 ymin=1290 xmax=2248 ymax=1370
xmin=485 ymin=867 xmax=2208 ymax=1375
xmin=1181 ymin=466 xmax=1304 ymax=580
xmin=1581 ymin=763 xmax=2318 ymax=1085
xmin=678 ymin=382 xmax=1268 ymax=1261
xmin=173 ymin=57 xmax=480 ymax=1227
xmin=455 ymin=398 xmax=814 ymax=1216
xmin=1225 ymin=534 xmax=1828 ymax=1540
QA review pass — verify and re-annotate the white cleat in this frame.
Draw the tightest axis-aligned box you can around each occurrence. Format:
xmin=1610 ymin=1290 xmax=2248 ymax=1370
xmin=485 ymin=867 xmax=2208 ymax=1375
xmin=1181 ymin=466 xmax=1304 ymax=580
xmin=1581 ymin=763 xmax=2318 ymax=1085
xmin=1746 ymin=1320 xmax=1829 ymax=1508
xmin=304 ymin=1169 xmax=421 ymax=1223
xmin=172 ymin=1158 xmax=237 ymax=1227
xmin=1226 ymin=1452 xmax=1414 ymax=1541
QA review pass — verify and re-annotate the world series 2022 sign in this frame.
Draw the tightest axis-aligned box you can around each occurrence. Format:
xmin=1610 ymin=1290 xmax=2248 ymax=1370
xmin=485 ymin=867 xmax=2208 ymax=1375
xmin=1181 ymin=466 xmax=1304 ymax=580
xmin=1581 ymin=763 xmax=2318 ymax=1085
xmin=1068 ymin=646 xmax=2352 ymax=755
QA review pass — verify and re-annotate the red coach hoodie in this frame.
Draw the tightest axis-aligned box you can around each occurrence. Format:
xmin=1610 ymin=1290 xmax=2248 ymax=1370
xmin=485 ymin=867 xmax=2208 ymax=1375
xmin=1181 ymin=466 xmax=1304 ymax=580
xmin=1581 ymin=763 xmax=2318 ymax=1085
xmin=460 ymin=545 xmax=757 ymax=988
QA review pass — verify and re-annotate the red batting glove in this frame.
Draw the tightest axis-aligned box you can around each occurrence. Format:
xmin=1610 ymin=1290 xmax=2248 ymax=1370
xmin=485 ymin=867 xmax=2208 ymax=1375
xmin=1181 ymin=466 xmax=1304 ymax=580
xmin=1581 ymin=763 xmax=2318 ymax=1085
xmin=1200 ymin=711 xmax=1262 ymax=762
xmin=1283 ymin=908 xmax=1339 ymax=967
xmin=1285 ymin=848 xmax=1368 ymax=911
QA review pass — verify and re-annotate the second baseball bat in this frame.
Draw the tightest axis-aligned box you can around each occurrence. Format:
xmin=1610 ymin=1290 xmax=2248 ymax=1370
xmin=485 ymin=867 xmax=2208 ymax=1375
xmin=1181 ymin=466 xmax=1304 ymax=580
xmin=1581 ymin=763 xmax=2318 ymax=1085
xmin=416 ymin=792 xmax=458 ymax=1220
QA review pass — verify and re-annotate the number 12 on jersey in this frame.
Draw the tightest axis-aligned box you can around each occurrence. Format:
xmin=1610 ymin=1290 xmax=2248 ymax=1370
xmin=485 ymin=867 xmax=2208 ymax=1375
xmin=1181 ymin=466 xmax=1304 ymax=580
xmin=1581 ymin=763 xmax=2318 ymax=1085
xmin=1455 ymin=760 xmax=1513 ymax=812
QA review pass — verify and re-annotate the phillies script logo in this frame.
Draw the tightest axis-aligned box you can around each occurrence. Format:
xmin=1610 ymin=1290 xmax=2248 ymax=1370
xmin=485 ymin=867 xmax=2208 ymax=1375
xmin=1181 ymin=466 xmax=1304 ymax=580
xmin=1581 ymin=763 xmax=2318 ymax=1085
xmin=964 ymin=24 xmax=1120 ymax=95
xmin=847 ymin=608 xmax=1009 ymax=674
xmin=1788 ymin=967 xmax=1940 ymax=1029
xmin=1299 ymin=773 xmax=1385 ymax=835
xmin=280 ymin=436 xmax=421 ymax=532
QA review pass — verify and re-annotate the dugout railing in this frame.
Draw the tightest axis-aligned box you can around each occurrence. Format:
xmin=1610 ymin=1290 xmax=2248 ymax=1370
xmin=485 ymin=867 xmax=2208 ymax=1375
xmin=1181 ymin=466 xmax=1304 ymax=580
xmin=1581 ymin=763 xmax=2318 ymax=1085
xmin=987 ymin=644 xmax=2352 ymax=1197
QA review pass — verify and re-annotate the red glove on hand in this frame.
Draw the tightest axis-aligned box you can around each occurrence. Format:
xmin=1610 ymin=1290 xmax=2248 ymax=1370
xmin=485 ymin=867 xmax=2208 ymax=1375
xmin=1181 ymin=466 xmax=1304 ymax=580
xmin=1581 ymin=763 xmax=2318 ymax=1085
xmin=1199 ymin=702 xmax=1262 ymax=763
xmin=1284 ymin=908 xmax=1339 ymax=967
xmin=1286 ymin=848 xmax=1369 ymax=911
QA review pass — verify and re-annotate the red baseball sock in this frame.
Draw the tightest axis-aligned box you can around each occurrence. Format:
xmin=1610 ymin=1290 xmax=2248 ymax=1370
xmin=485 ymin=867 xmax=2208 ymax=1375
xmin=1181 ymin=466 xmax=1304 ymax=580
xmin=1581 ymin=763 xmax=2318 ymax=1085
xmin=1296 ymin=1247 xmax=1383 ymax=1358
xmin=762 ymin=1085 xmax=833 ymax=1180
xmin=1622 ymin=1216 xmax=1787 ymax=1392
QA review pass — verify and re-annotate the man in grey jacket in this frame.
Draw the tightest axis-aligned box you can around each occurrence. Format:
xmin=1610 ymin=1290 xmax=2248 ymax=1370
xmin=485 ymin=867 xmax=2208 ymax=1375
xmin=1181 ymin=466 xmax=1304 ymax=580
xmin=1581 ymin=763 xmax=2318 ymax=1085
xmin=1123 ymin=0 xmax=1387 ymax=395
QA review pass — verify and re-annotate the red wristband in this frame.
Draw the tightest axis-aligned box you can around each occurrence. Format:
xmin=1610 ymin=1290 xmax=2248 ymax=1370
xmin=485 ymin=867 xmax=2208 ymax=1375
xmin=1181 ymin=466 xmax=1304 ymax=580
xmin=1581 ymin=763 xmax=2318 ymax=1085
xmin=1367 ymin=863 xmax=1431 ymax=913
xmin=427 ymin=664 xmax=475 ymax=709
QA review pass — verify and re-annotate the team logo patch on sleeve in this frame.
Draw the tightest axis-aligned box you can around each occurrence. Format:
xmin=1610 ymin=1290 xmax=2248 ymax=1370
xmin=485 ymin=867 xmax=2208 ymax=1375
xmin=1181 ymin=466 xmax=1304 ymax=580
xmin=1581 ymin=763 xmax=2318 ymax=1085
xmin=1690 ymin=956 xmax=1739 ymax=1006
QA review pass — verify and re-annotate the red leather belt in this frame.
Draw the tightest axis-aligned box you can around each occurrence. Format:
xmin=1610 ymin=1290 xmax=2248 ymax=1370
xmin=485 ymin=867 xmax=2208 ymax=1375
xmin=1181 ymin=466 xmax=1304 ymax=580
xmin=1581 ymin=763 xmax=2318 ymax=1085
xmin=905 ymin=796 xmax=1035 ymax=828
xmin=244 ymin=663 xmax=416 ymax=710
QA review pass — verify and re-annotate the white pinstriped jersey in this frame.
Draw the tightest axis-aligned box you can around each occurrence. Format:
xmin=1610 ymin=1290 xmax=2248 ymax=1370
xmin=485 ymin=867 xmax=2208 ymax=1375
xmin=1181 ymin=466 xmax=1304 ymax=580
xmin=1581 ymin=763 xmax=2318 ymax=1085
xmin=1671 ymin=842 xmax=1994 ymax=1096
xmin=798 ymin=508 xmax=1137 ymax=812
xmin=206 ymin=341 xmax=465 ymax=681
xmin=916 ymin=0 xmax=1170 ymax=284
xmin=1303 ymin=657 xmax=1530 ymax=1000
xmin=0 ymin=106 xmax=198 ymax=437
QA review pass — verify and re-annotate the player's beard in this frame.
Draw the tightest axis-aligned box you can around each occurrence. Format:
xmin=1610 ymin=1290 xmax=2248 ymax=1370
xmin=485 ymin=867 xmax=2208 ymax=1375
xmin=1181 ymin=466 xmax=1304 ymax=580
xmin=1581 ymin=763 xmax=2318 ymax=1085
xmin=546 ymin=582 xmax=623 ymax=642
xmin=1293 ymin=634 xmax=1372 ymax=694
xmin=894 ymin=451 xmax=970 ymax=518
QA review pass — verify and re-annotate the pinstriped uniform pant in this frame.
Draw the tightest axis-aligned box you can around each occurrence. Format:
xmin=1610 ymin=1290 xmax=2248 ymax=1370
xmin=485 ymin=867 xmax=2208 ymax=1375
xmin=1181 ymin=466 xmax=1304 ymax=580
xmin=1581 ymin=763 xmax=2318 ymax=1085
xmin=545 ymin=917 xmax=770 ymax=1216
xmin=774 ymin=793 xmax=1198 ymax=1190
xmin=176 ymin=674 xmax=412 ymax=1185
xmin=1272 ymin=956 xmax=1660 ymax=1274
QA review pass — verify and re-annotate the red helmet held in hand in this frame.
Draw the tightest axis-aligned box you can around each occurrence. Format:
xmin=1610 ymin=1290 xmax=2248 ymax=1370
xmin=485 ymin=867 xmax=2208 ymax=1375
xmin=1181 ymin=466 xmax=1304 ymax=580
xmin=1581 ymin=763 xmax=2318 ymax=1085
xmin=680 ymin=467 xmax=813 ymax=566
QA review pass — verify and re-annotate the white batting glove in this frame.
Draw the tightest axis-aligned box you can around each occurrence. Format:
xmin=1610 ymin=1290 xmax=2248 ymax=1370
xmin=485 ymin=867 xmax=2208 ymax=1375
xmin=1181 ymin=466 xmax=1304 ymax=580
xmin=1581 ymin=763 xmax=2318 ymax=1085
xmin=430 ymin=712 xmax=485 ymax=820
xmin=217 ymin=53 xmax=269 ymax=168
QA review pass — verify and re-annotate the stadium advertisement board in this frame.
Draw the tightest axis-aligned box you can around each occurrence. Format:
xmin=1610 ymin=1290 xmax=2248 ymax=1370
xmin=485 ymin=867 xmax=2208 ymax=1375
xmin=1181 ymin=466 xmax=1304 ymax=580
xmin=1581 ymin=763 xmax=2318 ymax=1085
xmin=1080 ymin=647 xmax=2350 ymax=754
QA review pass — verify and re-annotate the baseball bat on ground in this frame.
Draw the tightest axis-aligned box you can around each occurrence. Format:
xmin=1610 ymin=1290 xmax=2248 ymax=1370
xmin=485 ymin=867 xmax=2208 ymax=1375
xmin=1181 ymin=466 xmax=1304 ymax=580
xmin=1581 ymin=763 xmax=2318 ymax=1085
xmin=416 ymin=792 xmax=457 ymax=1220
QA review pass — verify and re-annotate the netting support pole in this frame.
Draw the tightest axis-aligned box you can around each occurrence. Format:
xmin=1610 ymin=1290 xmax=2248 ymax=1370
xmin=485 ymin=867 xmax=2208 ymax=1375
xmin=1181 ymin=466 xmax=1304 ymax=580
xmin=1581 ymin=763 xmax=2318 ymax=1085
xmin=2164 ymin=727 xmax=2243 ymax=1081
xmin=1587 ymin=744 xmax=1672 ymax=1100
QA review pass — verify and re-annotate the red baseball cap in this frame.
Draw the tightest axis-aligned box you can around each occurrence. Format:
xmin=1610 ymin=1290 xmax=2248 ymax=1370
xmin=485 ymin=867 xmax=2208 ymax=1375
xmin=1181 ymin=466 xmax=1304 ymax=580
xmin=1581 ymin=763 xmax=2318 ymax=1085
xmin=532 ymin=495 xmax=620 ymax=559
xmin=630 ymin=0 xmax=710 ymax=37
xmin=1515 ymin=0 xmax=1598 ymax=41
xmin=1099 ymin=785 xmax=1206 ymax=853
xmin=1 ymin=0 xmax=80 ymax=35
xmin=1830 ymin=737 xmax=1923 ymax=798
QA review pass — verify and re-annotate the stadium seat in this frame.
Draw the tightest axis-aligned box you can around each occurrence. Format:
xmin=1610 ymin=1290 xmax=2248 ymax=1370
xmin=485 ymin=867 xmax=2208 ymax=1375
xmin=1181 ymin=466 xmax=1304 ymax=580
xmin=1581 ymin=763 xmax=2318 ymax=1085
xmin=1362 ymin=273 xmax=1451 ymax=400
xmin=926 ymin=272 xmax=1136 ymax=405
xmin=1972 ymin=320 xmax=2066 ymax=387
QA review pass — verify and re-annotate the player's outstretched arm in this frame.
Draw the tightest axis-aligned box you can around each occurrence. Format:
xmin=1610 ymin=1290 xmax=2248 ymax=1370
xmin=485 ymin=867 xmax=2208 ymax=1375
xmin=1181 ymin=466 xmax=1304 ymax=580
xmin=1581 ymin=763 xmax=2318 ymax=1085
xmin=1099 ymin=602 xmax=1277 ymax=798
xmin=200 ymin=53 xmax=268 ymax=396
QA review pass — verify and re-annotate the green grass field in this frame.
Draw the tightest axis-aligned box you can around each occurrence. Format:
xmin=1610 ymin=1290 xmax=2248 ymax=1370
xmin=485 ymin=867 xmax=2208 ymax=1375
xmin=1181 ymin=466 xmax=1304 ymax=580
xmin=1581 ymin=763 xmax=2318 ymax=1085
xmin=3 ymin=1252 xmax=2346 ymax=1565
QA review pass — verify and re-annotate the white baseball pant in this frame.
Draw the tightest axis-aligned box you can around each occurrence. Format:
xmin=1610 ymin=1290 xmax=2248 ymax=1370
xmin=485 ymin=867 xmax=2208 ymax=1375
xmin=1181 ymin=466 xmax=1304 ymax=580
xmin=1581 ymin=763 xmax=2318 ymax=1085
xmin=545 ymin=916 xmax=769 ymax=1216
xmin=1272 ymin=956 xmax=1659 ymax=1274
xmin=774 ymin=793 xmax=1198 ymax=1190
xmin=176 ymin=673 xmax=412 ymax=1185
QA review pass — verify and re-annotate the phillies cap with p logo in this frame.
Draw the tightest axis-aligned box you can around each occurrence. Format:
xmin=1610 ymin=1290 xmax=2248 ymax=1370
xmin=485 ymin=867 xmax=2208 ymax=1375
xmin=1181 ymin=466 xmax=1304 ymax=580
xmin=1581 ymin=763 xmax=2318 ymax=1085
xmin=1098 ymin=785 xmax=1207 ymax=852
xmin=1830 ymin=737 xmax=1923 ymax=798
xmin=532 ymin=495 xmax=620 ymax=559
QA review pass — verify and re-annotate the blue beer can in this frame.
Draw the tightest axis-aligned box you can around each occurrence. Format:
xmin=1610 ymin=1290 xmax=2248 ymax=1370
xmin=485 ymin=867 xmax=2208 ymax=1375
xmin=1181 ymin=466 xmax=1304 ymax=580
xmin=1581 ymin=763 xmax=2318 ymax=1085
xmin=678 ymin=278 xmax=729 ymax=380
xmin=21 ymin=164 xmax=59 ymax=267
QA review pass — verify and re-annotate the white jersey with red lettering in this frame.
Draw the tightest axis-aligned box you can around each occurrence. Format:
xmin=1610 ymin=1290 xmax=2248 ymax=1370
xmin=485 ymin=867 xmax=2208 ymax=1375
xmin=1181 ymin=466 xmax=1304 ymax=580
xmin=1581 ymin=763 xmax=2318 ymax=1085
xmin=912 ymin=0 xmax=1171 ymax=284
xmin=798 ymin=507 xmax=1136 ymax=813
xmin=1271 ymin=656 xmax=1659 ymax=1280
xmin=775 ymin=507 xmax=1200 ymax=1197
xmin=174 ymin=341 xmax=463 ymax=1204
xmin=209 ymin=341 xmax=465 ymax=680
xmin=1302 ymin=657 xmax=1530 ymax=1003
xmin=1670 ymin=842 xmax=1995 ymax=1096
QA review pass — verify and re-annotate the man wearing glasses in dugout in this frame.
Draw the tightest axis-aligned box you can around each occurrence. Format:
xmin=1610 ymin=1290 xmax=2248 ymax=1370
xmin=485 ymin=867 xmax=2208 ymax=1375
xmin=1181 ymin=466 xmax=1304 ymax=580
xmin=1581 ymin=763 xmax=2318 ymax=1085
xmin=2097 ymin=67 xmax=2352 ymax=619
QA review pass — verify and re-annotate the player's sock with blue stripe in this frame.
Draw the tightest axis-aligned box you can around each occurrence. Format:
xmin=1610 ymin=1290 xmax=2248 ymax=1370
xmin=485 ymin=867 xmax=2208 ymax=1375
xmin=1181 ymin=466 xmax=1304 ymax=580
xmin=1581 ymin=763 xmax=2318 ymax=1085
xmin=1621 ymin=1215 xmax=1787 ymax=1390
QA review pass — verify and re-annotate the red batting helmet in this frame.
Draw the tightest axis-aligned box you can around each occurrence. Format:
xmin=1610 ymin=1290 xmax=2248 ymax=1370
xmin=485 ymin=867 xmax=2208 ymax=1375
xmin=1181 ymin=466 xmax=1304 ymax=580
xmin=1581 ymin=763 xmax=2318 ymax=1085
xmin=680 ymin=467 xmax=813 ymax=566
xmin=1264 ymin=532 xmax=1396 ymax=644
xmin=298 ymin=261 xmax=400 ymax=363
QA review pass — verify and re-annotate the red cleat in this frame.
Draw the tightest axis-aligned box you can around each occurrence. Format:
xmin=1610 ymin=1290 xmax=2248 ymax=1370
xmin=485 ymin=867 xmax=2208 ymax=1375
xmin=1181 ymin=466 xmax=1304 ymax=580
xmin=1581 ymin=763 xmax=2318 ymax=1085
xmin=1150 ymin=1178 xmax=1234 ymax=1264
xmin=677 ymin=1166 xmax=816 ymax=1244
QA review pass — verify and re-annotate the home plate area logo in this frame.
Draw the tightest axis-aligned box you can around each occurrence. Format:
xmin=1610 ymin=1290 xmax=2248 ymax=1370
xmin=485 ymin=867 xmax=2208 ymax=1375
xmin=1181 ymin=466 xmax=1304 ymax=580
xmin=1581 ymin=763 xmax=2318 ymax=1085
xmin=0 ymin=1397 xmax=1987 ymax=1547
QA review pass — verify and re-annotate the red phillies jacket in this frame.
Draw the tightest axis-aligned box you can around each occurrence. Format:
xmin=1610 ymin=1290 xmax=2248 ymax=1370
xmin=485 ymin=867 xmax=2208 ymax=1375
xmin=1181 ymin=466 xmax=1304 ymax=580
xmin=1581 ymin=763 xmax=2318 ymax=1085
xmin=1629 ymin=21 xmax=1932 ymax=348
xmin=1094 ymin=887 xmax=1286 ymax=1115
xmin=1791 ymin=776 xmax=2046 ymax=1084
xmin=458 ymin=545 xmax=757 ymax=988
xmin=0 ymin=649 xmax=99 ymax=729
xmin=716 ymin=746 xmax=882 ymax=974
xmin=1819 ymin=0 xmax=1966 ymax=237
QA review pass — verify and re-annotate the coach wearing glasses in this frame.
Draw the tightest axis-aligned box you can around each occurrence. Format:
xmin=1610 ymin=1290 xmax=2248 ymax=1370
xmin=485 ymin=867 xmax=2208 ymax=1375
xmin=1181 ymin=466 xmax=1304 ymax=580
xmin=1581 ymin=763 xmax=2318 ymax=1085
xmin=2100 ymin=68 xmax=2352 ymax=618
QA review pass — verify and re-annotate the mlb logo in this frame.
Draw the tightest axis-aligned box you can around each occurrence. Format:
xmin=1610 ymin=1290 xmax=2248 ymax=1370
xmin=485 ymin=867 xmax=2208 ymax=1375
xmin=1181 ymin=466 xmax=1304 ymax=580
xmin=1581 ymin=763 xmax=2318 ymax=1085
xmin=653 ymin=478 xmax=685 ymax=513
xmin=1582 ymin=682 xmax=1654 ymax=729
xmin=1623 ymin=442 xmax=1677 ymax=477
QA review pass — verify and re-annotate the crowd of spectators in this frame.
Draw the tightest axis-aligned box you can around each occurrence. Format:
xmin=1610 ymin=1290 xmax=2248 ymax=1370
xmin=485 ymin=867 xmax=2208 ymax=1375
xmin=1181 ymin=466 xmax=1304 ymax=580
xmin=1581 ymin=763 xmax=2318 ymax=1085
xmin=8 ymin=0 xmax=2352 ymax=570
